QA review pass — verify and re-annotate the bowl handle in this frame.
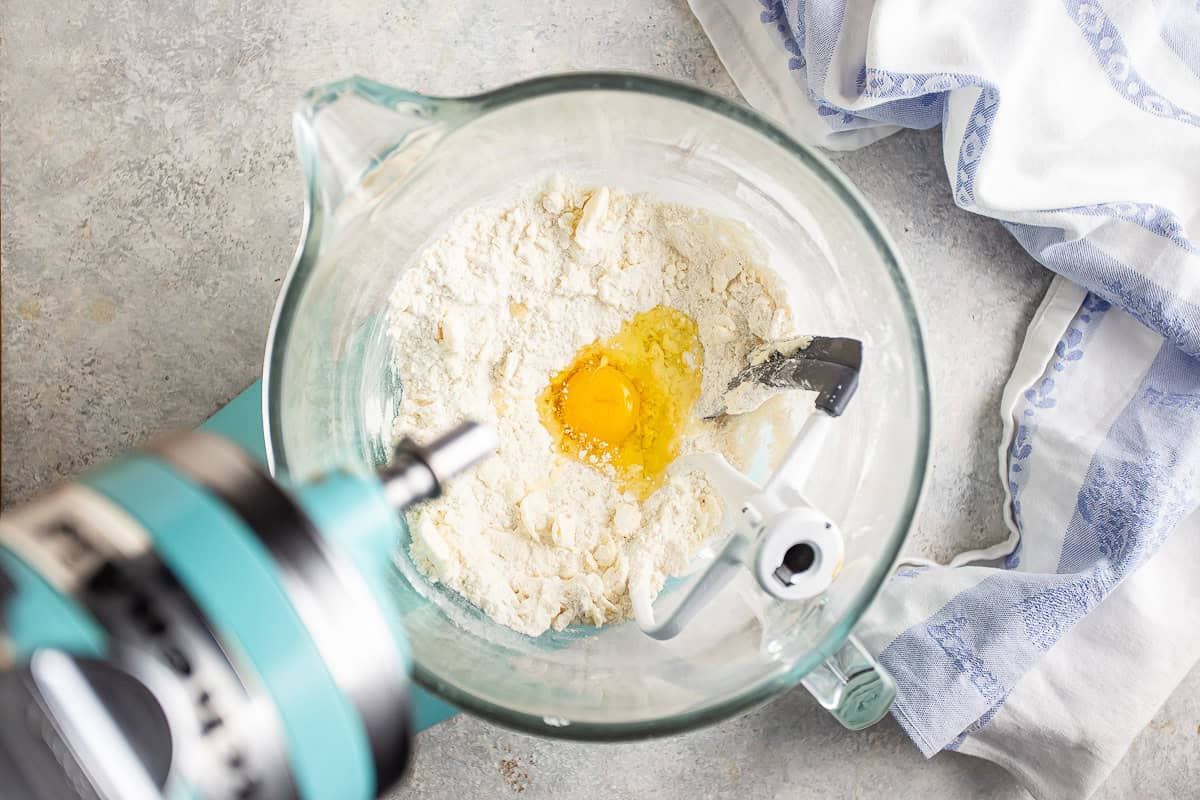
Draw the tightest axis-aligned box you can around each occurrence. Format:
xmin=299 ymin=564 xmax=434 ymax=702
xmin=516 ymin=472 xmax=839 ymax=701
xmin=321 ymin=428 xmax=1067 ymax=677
xmin=801 ymin=634 xmax=897 ymax=730
xmin=294 ymin=77 xmax=472 ymax=215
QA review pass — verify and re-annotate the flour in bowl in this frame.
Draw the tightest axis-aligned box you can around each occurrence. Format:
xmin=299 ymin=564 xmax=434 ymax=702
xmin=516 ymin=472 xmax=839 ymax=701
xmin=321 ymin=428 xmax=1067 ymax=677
xmin=388 ymin=178 xmax=806 ymax=636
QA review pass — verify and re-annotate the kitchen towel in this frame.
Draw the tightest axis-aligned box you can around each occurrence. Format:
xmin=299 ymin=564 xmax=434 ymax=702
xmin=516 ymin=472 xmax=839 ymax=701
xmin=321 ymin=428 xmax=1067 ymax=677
xmin=687 ymin=0 xmax=1200 ymax=797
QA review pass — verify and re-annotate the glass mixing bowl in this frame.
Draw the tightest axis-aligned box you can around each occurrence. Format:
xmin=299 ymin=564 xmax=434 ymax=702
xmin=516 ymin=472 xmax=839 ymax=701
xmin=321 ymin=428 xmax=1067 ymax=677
xmin=263 ymin=73 xmax=930 ymax=739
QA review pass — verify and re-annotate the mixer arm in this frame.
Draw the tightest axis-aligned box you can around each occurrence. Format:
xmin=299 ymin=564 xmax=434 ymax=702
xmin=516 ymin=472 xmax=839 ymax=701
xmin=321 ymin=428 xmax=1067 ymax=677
xmin=632 ymin=411 xmax=846 ymax=640
xmin=631 ymin=531 xmax=755 ymax=641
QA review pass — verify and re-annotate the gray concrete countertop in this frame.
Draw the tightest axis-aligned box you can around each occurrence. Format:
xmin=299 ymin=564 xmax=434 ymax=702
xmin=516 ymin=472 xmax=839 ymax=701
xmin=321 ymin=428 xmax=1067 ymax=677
xmin=2 ymin=1 xmax=1196 ymax=798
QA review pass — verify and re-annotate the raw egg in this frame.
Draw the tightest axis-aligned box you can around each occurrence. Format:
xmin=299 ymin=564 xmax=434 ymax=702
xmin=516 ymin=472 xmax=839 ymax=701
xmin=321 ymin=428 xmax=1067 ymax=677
xmin=539 ymin=305 xmax=702 ymax=499
xmin=559 ymin=363 xmax=641 ymax=443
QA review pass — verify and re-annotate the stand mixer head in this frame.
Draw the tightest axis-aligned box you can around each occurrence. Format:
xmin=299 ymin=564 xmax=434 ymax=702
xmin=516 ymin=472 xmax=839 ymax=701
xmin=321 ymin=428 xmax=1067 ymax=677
xmin=0 ymin=423 xmax=494 ymax=800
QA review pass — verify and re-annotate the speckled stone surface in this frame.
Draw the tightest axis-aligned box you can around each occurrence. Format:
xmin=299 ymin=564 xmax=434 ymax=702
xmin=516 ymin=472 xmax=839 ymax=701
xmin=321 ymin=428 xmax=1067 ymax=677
xmin=2 ymin=1 xmax=1197 ymax=797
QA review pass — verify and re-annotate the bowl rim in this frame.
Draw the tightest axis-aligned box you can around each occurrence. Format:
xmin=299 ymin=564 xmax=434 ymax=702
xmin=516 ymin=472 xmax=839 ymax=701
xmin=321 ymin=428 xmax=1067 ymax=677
xmin=262 ymin=70 xmax=932 ymax=740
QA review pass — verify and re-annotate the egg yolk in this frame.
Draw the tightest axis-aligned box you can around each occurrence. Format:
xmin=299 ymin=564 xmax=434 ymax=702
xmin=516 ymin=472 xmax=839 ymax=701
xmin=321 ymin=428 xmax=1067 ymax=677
xmin=560 ymin=363 xmax=641 ymax=444
xmin=540 ymin=305 xmax=703 ymax=499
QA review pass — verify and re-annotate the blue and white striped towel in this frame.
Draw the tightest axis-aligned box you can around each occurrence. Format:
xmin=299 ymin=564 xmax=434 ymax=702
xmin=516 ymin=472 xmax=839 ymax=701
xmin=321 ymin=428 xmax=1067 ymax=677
xmin=687 ymin=1 xmax=1200 ymax=796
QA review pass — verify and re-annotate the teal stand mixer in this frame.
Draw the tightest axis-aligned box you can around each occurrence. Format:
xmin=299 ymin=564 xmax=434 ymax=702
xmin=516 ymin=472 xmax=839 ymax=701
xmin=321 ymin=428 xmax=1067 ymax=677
xmin=0 ymin=413 xmax=494 ymax=800
xmin=0 ymin=73 xmax=933 ymax=800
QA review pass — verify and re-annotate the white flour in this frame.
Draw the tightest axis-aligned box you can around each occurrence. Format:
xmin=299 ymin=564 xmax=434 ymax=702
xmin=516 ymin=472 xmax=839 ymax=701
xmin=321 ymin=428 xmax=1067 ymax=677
xmin=388 ymin=178 xmax=805 ymax=636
